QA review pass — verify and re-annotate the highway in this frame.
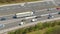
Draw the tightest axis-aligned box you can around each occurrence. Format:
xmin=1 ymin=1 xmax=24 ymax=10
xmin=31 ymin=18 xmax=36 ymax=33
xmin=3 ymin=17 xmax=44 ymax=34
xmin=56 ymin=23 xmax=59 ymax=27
xmin=0 ymin=11 xmax=60 ymax=34
xmin=0 ymin=1 xmax=56 ymax=16
xmin=0 ymin=8 xmax=60 ymax=34
xmin=0 ymin=8 xmax=59 ymax=20
xmin=0 ymin=8 xmax=59 ymax=23
xmin=0 ymin=1 xmax=57 ymax=20
xmin=54 ymin=0 xmax=60 ymax=6
xmin=0 ymin=0 xmax=59 ymax=34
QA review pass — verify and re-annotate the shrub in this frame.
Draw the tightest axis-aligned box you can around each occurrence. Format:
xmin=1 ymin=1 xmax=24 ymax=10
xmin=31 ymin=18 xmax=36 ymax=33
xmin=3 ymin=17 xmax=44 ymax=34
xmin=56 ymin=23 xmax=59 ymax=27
xmin=56 ymin=21 xmax=60 ymax=25
xmin=34 ymin=23 xmax=43 ymax=30
xmin=8 ymin=31 xmax=16 ymax=34
xmin=42 ymin=22 xmax=52 ymax=28
xmin=44 ymin=26 xmax=60 ymax=34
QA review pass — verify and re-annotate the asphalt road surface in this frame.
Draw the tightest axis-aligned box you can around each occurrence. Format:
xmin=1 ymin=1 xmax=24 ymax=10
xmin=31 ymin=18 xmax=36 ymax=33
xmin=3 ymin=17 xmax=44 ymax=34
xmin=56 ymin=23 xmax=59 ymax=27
xmin=0 ymin=1 xmax=59 ymax=34
xmin=0 ymin=1 xmax=56 ymax=16
xmin=0 ymin=9 xmax=60 ymax=31
xmin=0 ymin=8 xmax=59 ymax=20
xmin=0 ymin=7 xmax=60 ymax=34
xmin=0 ymin=12 xmax=60 ymax=31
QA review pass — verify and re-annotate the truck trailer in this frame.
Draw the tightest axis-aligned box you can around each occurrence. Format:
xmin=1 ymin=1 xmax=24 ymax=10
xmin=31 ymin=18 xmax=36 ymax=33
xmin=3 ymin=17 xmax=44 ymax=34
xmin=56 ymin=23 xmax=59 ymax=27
xmin=13 ymin=11 xmax=34 ymax=18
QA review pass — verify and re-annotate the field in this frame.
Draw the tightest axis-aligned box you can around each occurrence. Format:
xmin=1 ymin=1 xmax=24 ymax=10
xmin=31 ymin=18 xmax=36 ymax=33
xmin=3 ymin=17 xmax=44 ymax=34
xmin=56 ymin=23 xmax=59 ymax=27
xmin=27 ymin=26 xmax=60 ymax=34
xmin=26 ymin=29 xmax=46 ymax=34
xmin=0 ymin=0 xmax=42 ymax=5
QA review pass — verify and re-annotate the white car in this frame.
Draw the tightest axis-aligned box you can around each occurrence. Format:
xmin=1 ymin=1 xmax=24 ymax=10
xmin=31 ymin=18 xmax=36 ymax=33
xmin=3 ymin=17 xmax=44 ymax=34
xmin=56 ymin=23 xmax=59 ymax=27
xmin=48 ymin=14 xmax=54 ymax=19
xmin=51 ymin=16 xmax=54 ymax=18
xmin=31 ymin=19 xmax=37 ymax=22
xmin=0 ymin=24 xmax=5 ymax=28
xmin=19 ymin=22 xmax=24 ymax=25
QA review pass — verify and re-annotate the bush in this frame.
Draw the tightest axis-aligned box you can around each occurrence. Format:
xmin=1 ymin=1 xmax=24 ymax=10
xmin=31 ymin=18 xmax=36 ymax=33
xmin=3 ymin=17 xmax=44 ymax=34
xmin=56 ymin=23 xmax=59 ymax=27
xmin=42 ymin=22 xmax=52 ymax=28
xmin=44 ymin=26 xmax=60 ymax=34
xmin=0 ymin=0 xmax=39 ymax=3
xmin=8 ymin=31 xmax=16 ymax=34
xmin=34 ymin=23 xmax=43 ymax=30
xmin=56 ymin=21 xmax=60 ymax=25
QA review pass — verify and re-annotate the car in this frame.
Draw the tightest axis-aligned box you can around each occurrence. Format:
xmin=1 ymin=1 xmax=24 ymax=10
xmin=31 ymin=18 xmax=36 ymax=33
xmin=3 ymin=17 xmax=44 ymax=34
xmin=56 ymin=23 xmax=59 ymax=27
xmin=35 ymin=16 xmax=41 ymax=18
xmin=48 ymin=14 xmax=52 ymax=17
xmin=13 ymin=15 xmax=17 ymax=19
xmin=51 ymin=16 xmax=54 ymax=18
xmin=31 ymin=19 xmax=37 ymax=22
xmin=0 ymin=17 xmax=6 ymax=21
xmin=47 ymin=14 xmax=54 ymax=19
xmin=0 ymin=24 xmax=5 ymax=28
xmin=56 ymin=8 xmax=60 ymax=10
xmin=58 ymin=12 xmax=60 ymax=14
xmin=21 ymin=19 xmax=26 ymax=22
xmin=19 ymin=22 xmax=24 ymax=25
xmin=47 ymin=16 xmax=50 ymax=19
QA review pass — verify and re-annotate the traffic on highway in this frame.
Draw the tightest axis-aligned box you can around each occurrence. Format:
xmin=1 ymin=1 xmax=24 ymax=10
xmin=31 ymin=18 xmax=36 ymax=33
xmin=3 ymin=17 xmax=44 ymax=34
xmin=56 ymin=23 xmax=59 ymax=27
xmin=0 ymin=7 xmax=60 ymax=31
xmin=0 ymin=0 xmax=60 ymax=34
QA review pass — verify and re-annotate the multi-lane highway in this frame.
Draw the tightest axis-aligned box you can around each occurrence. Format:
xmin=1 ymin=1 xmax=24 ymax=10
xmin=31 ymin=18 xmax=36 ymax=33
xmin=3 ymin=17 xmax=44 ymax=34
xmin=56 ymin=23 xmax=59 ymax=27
xmin=0 ymin=8 xmax=59 ymax=23
xmin=0 ymin=12 xmax=60 ymax=34
xmin=54 ymin=0 xmax=60 ymax=6
xmin=0 ymin=1 xmax=56 ymax=16
xmin=0 ymin=0 xmax=60 ymax=34
xmin=0 ymin=8 xmax=59 ymax=20
xmin=0 ymin=8 xmax=60 ymax=34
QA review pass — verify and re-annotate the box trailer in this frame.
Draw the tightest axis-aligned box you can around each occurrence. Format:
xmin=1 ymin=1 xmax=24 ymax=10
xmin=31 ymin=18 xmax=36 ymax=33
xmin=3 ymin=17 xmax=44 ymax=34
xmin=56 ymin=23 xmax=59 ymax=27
xmin=13 ymin=11 xmax=33 ymax=18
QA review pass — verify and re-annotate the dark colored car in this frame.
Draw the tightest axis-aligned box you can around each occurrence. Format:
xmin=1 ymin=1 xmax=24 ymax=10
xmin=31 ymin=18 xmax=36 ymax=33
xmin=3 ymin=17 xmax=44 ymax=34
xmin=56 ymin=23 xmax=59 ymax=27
xmin=47 ymin=16 xmax=50 ymax=19
xmin=48 ymin=14 xmax=52 ymax=17
xmin=21 ymin=19 xmax=26 ymax=22
xmin=35 ymin=16 xmax=41 ymax=18
xmin=58 ymin=12 xmax=60 ymax=14
xmin=47 ymin=14 xmax=54 ymax=19
xmin=0 ymin=17 xmax=6 ymax=21
xmin=47 ymin=14 xmax=52 ymax=19
xmin=19 ymin=24 xmax=21 ymax=25
xmin=56 ymin=8 xmax=60 ymax=10
xmin=13 ymin=15 xmax=17 ymax=19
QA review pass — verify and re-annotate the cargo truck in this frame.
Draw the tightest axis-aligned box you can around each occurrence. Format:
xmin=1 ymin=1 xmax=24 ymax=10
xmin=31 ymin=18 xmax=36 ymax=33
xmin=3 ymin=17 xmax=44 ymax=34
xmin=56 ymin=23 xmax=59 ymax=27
xmin=13 ymin=11 xmax=34 ymax=18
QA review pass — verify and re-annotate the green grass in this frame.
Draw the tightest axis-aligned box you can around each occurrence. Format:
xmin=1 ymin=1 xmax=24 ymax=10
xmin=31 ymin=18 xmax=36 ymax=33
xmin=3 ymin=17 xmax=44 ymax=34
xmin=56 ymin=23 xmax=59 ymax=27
xmin=0 ymin=0 xmax=42 ymax=5
xmin=26 ymin=29 xmax=46 ymax=34
xmin=27 ymin=26 xmax=60 ymax=34
xmin=44 ymin=26 xmax=60 ymax=34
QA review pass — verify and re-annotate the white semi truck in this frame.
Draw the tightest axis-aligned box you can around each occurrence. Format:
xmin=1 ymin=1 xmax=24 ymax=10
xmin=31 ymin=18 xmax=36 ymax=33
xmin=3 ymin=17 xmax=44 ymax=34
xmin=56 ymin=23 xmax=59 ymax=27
xmin=13 ymin=11 xmax=34 ymax=18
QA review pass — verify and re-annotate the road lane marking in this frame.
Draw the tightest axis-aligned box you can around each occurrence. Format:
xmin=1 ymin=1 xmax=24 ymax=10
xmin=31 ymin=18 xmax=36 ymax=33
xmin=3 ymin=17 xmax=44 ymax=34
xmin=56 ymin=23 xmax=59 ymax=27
xmin=25 ymin=16 xmax=36 ymax=19
xmin=1 ymin=12 xmax=58 ymax=24
xmin=35 ymin=8 xmax=56 ymax=12
xmin=41 ymin=12 xmax=58 ymax=16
